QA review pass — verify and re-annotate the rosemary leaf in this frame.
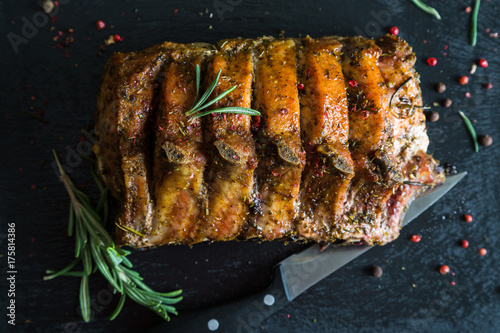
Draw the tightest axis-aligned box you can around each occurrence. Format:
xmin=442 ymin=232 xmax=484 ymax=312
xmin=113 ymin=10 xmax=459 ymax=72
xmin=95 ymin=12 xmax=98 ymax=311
xmin=82 ymin=245 xmax=93 ymax=276
xmin=458 ymin=111 xmax=479 ymax=152
xmin=189 ymin=85 xmax=237 ymax=114
xmin=109 ymin=293 xmax=126 ymax=321
xmin=89 ymin=241 xmax=122 ymax=292
xmin=43 ymin=258 xmax=81 ymax=280
xmin=115 ymin=222 xmax=146 ymax=237
xmin=74 ymin=216 xmax=85 ymax=258
xmin=46 ymin=270 xmax=88 ymax=277
xmin=189 ymin=107 xmax=261 ymax=120
xmin=107 ymin=247 xmax=124 ymax=267
xmin=192 ymin=64 xmax=201 ymax=108
xmin=68 ymin=201 xmax=75 ymax=237
xmin=410 ymin=0 xmax=442 ymax=20
xmin=96 ymin=187 xmax=109 ymax=213
xmin=185 ymin=64 xmax=261 ymax=120
xmin=187 ymin=68 xmax=222 ymax=115
xmin=471 ymin=0 xmax=480 ymax=46
xmin=80 ymin=275 xmax=91 ymax=322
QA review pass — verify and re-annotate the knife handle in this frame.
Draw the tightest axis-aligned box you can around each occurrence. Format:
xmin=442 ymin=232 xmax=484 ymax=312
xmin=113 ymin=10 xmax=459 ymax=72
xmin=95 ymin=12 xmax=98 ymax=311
xmin=152 ymin=267 xmax=290 ymax=333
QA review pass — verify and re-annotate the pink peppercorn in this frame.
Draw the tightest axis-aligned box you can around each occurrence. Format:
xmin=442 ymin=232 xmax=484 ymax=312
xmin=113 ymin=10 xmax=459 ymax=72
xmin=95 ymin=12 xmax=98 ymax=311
xmin=478 ymin=59 xmax=488 ymax=68
xmin=439 ymin=265 xmax=450 ymax=275
xmin=459 ymin=76 xmax=469 ymax=85
xmin=479 ymin=248 xmax=487 ymax=256
xmin=464 ymin=214 xmax=473 ymax=222
xmin=96 ymin=20 xmax=106 ymax=30
xmin=411 ymin=235 xmax=421 ymax=243
xmin=114 ymin=34 xmax=124 ymax=42
xmin=461 ymin=240 xmax=469 ymax=248
xmin=297 ymin=83 xmax=304 ymax=90
xmin=389 ymin=26 xmax=399 ymax=36
xmin=427 ymin=57 xmax=437 ymax=66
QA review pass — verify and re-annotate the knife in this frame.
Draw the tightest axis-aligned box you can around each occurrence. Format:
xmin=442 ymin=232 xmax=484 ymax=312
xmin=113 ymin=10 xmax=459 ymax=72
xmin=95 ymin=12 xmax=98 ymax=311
xmin=151 ymin=172 xmax=466 ymax=333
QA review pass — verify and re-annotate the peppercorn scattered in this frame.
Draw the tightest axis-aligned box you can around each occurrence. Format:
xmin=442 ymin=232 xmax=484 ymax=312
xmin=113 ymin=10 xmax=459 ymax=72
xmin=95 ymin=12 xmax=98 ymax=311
xmin=459 ymin=76 xmax=469 ymax=85
xmin=427 ymin=57 xmax=437 ymax=66
xmin=464 ymin=214 xmax=473 ymax=223
xmin=371 ymin=265 xmax=383 ymax=278
xmin=96 ymin=20 xmax=106 ymax=30
xmin=436 ymin=82 xmax=446 ymax=93
xmin=297 ymin=83 xmax=304 ymax=90
xmin=40 ymin=0 xmax=55 ymax=14
xmin=461 ymin=240 xmax=469 ymax=248
xmin=427 ymin=111 xmax=439 ymax=122
xmin=478 ymin=248 xmax=487 ymax=256
xmin=484 ymin=82 xmax=493 ymax=90
xmin=389 ymin=26 xmax=399 ymax=36
xmin=478 ymin=58 xmax=488 ymax=68
xmin=443 ymin=162 xmax=457 ymax=175
xmin=113 ymin=34 xmax=124 ymax=42
xmin=439 ymin=265 xmax=450 ymax=275
xmin=479 ymin=135 xmax=493 ymax=146
xmin=411 ymin=234 xmax=421 ymax=243
xmin=442 ymin=98 xmax=452 ymax=108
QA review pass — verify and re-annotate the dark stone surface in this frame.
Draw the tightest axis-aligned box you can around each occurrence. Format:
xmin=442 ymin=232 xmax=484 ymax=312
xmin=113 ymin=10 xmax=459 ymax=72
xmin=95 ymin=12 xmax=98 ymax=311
xmin=1 ymin=0 xmax=499 ymax=332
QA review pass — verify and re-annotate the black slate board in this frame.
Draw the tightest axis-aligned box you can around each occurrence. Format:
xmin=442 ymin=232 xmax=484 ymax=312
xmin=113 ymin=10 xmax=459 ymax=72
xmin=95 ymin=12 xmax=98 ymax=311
xmin=1 ymin=0 xmax=500 ymax=332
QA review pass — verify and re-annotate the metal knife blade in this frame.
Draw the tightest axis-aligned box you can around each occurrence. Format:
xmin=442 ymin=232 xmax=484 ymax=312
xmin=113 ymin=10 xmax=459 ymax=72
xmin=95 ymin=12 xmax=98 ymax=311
xmin=152 ymin=172 xmax=466 ymax=333
xmin=280 ymin=171 xmax=467 ymax=301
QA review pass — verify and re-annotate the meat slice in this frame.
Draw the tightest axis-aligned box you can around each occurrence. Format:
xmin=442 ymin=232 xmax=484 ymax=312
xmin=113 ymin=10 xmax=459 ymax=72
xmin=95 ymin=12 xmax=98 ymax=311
xmin=373 ymin=34 xmax=444 ymax=240
xmin=338 ymin=37 xmax=402 ymax=244
xmin=375 ymin=34 xmax=429 ymax=163
xmin=93 ymin=43 xmax=169 ymax=246
xmin=252 ymin=38 xmax=305 ymax=240
xmin=297 ymin=36 xmax=354 ymax=241
xmin=148 ymin=46 xmax=213 ymax=246
xmin=198 ymin=39 xmax=258 ymax=241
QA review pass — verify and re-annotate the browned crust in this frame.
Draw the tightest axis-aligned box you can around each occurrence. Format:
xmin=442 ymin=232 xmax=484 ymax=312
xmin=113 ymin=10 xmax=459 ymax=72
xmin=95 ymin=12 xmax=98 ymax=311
xmin=93 ymin=35 xmax=444 ymax=248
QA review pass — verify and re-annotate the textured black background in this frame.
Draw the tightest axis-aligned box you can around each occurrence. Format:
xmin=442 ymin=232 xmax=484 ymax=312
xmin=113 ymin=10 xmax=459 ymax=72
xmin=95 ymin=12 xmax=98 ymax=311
xmin=1 ymin=0 xmax=500 ymax=332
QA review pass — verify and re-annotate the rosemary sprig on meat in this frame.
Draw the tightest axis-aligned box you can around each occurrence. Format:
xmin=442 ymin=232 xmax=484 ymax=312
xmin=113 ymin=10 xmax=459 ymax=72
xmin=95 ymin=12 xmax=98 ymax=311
xmin=44 ymin=150 xmax=182 ymax=322
xmin=185 ymin=64 xmax=260 ymax=120
xmin=410 ymin=0 xmax=442 ymax=20
xmin=458 ymin=111 xmax=479 ymax=152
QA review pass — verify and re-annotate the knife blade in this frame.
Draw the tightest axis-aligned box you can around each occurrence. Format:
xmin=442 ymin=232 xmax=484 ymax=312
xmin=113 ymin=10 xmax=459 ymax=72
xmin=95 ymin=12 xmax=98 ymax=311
xmin=151 ymin=172 xmax=466 ymax=333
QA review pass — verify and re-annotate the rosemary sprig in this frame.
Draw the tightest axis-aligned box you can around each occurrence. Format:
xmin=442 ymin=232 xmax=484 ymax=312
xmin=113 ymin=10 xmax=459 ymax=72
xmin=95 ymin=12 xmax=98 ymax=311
xmin=44 ymin=150 xmax=182 ymax=322
xmin=410 ymin=0 xmax=442 ymax=20
xmin=185 ymin=64 xmax=260 ymax=120
xmin=458 ymin=111 xmax=479 ymax=152
xmin=471 ymin=0 xmax=480 ymax=46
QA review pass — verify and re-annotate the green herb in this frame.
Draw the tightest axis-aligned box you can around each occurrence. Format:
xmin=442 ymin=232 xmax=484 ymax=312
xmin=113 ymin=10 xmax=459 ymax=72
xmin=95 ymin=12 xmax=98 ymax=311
xmin=186 ymin=64 xmax=260 ymax=120
xmin=471 ymin=0 xmax=480 ymax=46
xmin=44 ymin=150 xmax=182 ymax=322
xmin=458 ymin=111 xmax=479 ymax=152
xmin=410 ymin=0 xmax=442 ymax=20
xmin=115 ymin=222 xmax=146 ymax=237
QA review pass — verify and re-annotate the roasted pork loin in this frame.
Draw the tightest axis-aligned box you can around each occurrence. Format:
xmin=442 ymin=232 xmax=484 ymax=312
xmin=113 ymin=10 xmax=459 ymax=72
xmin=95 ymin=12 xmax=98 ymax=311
xmin=93 ymin=35 xmax=444 ymax=248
